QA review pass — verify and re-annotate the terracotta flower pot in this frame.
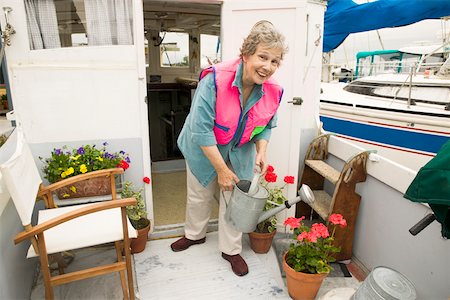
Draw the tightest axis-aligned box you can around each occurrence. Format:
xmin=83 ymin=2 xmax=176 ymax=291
xmin=248 ymin=230 xmax=276 ymax=254
xmin=130 ymin=218 xmax=151 ymax=254
xmin=282 ymin=252 xmax=329 ymax=300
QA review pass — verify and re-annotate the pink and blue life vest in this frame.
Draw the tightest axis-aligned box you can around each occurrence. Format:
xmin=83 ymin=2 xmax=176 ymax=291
xmin=200 ymin=58 xmax=283 ymax=146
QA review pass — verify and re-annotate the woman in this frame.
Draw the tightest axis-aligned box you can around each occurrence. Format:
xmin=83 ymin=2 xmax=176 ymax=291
xmin=171 ymin=20 xmax=288 ymax=276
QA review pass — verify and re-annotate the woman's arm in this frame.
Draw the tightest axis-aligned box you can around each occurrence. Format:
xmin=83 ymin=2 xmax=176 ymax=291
xmin=200 ymin=145 xmax=239 ymax=191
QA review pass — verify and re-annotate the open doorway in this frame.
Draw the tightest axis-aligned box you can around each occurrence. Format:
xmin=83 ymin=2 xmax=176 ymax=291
xmin=143 ymin=1 xmax=222 ymax=228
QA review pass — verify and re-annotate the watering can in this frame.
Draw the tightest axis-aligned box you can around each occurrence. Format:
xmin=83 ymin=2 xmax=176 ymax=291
xmin=224 ymin=178 xmax=315 ymax=233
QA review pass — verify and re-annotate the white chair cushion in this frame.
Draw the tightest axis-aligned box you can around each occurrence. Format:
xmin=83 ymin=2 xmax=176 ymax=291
xmin=27 ymin=203 xmax=138 ymax=258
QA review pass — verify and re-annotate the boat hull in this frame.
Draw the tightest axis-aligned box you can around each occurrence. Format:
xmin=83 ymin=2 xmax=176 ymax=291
xmin=320 ymin=91 xmax=450 ymax=171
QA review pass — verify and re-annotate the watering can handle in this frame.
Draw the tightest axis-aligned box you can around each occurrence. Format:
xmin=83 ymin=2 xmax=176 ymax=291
xmin=221 ymin=189 xmax=232 ymax=208
xmin=248 ymin=167 xmax=261 ymax=196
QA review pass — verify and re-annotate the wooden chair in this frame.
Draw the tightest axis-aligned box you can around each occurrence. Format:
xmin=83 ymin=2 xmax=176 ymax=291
xmin=0 ymin=129 xmax=137 ymax=300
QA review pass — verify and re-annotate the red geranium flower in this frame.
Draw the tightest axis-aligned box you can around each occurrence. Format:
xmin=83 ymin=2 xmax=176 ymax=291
xmin=143 ymin=176 xmax=150 ymax=184
xmin=117 ymin=159 xmax=129 ymax=170
xmin=267 ymin=165 xmax=275 ymax=173
xmin=284 ymin=216 xmax=304 ymax=229
xmin=329 ymin=213 xmax=347 ymax=227
xmin=264 ymin=171 xmax=277 ymax=183
xmin=284 ymin=176 xmax=295 ymax=184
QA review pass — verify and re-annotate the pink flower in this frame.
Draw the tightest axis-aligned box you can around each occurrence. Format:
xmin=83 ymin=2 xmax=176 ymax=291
xmin=306 ymin=231 xmax=319 ymax=243
xmin=329 ymin=213 xmax=347 ymax=227
xmin=143 ymin=176 xmax=150 ymax=184
xmin=284 ymin=216 xmax=304 ymax=229
xmin=283 ymin=176 xmax=295 ymax=184
xmin=311 ymin=223 xmax=330 ymax=238
xmin=297 ymin=231 xmax=308 ymax=241
xmin=264 ymin=171 xmax=277 ymax=183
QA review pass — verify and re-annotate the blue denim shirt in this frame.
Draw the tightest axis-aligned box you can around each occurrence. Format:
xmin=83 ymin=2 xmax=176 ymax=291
xmin=177 ymin=61 xmax=279 ymax=187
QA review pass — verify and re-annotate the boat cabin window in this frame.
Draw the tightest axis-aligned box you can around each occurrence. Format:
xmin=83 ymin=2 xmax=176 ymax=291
xmin=200 ymin=34 xmax=221 ymax=69
xmin=159 ymin=32 xmax=189 ymax=68
xmin=25 ymin=0 xmax=134 ymax=50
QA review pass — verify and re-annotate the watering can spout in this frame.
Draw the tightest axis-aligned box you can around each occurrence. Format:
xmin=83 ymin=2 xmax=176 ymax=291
xmin=257 ymin=184 xmax=315 ymax=224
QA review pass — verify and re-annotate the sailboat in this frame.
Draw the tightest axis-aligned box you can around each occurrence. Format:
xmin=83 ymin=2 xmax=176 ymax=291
xmin=321 ymin=44 xmax=450 ymax=171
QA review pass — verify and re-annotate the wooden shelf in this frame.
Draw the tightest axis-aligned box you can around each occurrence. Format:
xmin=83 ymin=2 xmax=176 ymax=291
xmin=305 ymin=160 xmax=340 ymax=184
xmin=310 ymin=190 xmax=332 ymax=220
xmin=297 ymin=134 xmax=370 ymax=261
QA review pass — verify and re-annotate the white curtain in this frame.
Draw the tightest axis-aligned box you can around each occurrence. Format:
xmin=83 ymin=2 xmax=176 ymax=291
xmin=25 ymin=0 xmax=61 ymax=50
xmin=84 ymin=0 xmax=133 ymax=46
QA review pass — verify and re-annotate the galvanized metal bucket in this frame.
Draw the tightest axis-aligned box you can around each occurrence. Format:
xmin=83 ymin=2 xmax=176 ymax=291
xmin=224 ymin=180 xmax=269 ymax=233
xmin=352 ymin=266 xmax=416 ymax=300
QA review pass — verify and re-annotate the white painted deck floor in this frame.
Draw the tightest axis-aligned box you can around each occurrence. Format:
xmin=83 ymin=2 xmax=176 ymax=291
xmin=31 ymin=231 xmax=361 ymax=299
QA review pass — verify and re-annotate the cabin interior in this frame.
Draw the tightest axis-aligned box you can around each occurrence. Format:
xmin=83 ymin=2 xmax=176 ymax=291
xmin=141 ymin=1 xmax=223 ymax=229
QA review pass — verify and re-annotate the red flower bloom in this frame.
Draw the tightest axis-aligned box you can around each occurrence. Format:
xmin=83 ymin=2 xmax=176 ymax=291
xmin=143 ymin=176 xmax=150 ymax=184
xmin=264 ymin=171 xmax=277 ymax=183
xmin=306 ymin=231 xmax=319 ymax=243
xmin=311 ymin=223 xmax=330 ymax=238
xmin=117 ymin=159 xmax=129 ymax=170
xmin=284 ymin=176 xmax=295 ymax=184
xmin=267 ymin=165 xmax=275 ymax=173
xmin=329 ymin=213 xmax=347 ymax=227
xmin=297 ymin=231 xmax=308 ymax=242
xmin=284 ymin=216 xmax=304 ymax=229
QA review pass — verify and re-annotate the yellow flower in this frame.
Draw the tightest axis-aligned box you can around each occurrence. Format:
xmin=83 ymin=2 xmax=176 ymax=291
xmin=66 ymin=167 xmax=74 ymax=175
xmin=97 ymin=156 xmax=104 ymax=162
xmin=62 ymin=193 xmax=70 ymax=198
xmin=70 ymin=155 xmax=81 ymax=160
xmin=61 ymin=171 xmax=67 ymax=178
xmin=70 ymin=186 xmax=77 ymax=193
xmin=80 ymin=164 xmax=88 ymax=173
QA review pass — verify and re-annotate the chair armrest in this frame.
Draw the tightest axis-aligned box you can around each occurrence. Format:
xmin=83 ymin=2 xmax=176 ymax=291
xmin=38 ymin=168 xmax=124 ymax=197
xmin=14 ymin=198 xmax=136 ymax=244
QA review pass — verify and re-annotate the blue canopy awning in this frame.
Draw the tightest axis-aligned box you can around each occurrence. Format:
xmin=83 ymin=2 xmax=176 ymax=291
xmin=324 ymin=0 xmax=450 ymax=52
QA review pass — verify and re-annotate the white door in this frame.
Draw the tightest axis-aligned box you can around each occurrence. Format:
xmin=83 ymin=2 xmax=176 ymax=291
xmin=221 ymin=0 xmax=325 ymax=225
xmin=0 ymin=0 xmax=153 ymax=219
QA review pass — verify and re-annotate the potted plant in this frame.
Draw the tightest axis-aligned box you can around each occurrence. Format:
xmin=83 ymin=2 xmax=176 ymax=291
xmin=40 ymin=142 xmax=130 ymax=198
xmin=121 ymin=180 xmax=151 ymax=254
xmin=248 ymin=165 xmax=295 ymax=254
xmin=282 ymin=214 xmax=348 ymax=300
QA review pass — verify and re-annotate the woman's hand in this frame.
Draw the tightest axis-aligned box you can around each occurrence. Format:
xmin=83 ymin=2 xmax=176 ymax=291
xmin=200 ymin=145 xmax=239 ymax=191
xmin=217 ymin=167 xmax=239 ymax=191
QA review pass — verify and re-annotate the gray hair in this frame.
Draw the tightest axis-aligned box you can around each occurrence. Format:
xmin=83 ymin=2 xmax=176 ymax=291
xmin=240 ymin=20 xmax=288 ymax=60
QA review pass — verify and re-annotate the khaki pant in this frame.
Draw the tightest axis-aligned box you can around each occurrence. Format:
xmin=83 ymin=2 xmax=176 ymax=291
xmin=184 ymin=165 xmax=242 ymax=255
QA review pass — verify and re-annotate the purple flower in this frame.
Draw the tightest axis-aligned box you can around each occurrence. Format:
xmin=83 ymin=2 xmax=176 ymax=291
xmin=54 ymin=149 xmax=62 ymax=155
xmin=77 ymin=147 xmax=85 ymax=155
xmin=119 ymin=151 xmax=125 ymax=155
xmin=125 ymin=157 xmax=131 ymax=163
xmin=103 ymin=142 xmax=108 ymax=146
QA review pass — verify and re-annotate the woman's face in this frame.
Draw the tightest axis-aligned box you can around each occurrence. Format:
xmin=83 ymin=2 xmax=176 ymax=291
xmin=242 ymin=44 xmax=282 ymax=86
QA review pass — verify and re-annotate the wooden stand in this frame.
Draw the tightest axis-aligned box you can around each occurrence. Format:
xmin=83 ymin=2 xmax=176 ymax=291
xmin=296 ymin=134 xmax=370 ymax=261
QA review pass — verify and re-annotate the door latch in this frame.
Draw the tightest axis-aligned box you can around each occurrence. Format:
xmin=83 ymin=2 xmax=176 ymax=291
xmin=287 ymin=97 xmax=303 ymax=105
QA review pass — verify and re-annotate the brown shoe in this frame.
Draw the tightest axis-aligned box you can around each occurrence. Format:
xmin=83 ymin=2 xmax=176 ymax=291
xmin=221 ymin=253 xmax=249 ymax=276
xmin=170 ymin=236 xmax=206 ymax=252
